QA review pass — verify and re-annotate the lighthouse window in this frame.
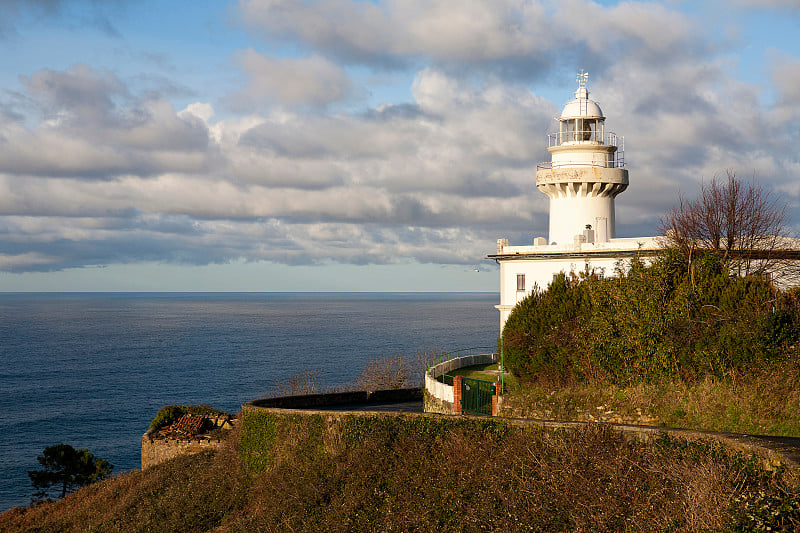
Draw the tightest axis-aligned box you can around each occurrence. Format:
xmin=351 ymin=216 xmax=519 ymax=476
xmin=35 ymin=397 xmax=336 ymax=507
xmin=576 ymin=119 xmax=594 ymax=141
xmin=516 ymin=274 xmax=525 ymax=291
xmin=566 ymin=120 xmax=576 ymax=141
xmin=561 ymin=118 xmax=603 ymax=143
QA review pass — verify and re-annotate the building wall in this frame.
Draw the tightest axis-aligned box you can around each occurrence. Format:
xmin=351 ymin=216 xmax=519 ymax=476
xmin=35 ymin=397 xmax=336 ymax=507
xmin=496 ymin=255 xmax=624 ymax=330
xmin=141 ymin=434 xmax=226 ymax=469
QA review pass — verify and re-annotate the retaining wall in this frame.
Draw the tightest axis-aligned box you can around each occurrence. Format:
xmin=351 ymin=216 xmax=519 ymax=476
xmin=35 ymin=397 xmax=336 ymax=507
xmin=239 ymin=402 xmax=800 ymax=471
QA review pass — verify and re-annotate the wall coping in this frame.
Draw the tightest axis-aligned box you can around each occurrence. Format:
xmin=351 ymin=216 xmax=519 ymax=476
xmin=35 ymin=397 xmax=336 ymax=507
xmin=244 ymin=388 xmax=422 ymax=410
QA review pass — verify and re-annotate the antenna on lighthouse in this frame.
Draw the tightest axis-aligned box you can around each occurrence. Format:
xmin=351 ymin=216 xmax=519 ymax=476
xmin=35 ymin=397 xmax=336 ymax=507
xmin=576 ymin=69 xmax=589 ymax=89
xmin=575 ymin=70 xmax=590 ymax=113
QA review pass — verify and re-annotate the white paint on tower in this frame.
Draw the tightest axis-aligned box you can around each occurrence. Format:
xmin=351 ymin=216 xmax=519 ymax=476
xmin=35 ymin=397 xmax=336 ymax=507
xmin=535 ymin=71 xmax=628 ymax=246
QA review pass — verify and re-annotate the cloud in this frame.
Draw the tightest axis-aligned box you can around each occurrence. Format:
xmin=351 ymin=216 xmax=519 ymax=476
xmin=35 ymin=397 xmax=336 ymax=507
xmin=2 ymin=1 xmax=800 ymax=275
xmin=238 ymin=0 xmax=711 ymax=80
xmin=731 ymin=0 xmax=800 ymax=7
xmin=238 ymin=0 xmax=556 ymax=72
xmin=770 ymin=54 xmax=800 ymax=113
xmin=0 ymin=64 xmax=213 ymax=178
xmin=0 ymin=62 xmax=554 ymax=272
xmin=587 ymin=53 xmax=800 ymax=237
xmin=23 ymin=63 xmax=127 ymax=119
xmin=230 ymin=50 xmax=358 ymax=109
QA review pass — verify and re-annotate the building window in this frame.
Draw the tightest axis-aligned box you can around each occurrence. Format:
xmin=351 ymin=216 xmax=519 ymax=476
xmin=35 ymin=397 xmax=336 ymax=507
xmin=516 ymin=274 xmax=525 ymax=292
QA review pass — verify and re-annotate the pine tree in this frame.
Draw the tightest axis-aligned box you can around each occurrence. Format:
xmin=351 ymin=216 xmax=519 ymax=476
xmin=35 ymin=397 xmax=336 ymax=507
xmin=28 ymin=443 xmax=113 ymax=502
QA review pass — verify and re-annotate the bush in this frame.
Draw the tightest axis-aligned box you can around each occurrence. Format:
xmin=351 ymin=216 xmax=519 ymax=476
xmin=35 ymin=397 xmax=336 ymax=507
xmin=502 ymin=272 xmax=591 ymax=383
xmin=502 ymin=250 xmax=800 ymax=385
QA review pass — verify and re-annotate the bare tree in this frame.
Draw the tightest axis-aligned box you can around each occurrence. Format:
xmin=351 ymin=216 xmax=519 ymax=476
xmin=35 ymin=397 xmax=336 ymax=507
xmin=659 ymin=170 xmax=800 ymax=284
xmin=266 ymin=367 xmax=324 ymax=397
xmin=350 ymin=353 xmax=415 ymax=393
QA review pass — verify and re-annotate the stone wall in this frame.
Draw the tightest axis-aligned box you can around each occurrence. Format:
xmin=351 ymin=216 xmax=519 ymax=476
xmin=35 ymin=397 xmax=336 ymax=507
xmin=141 ymin=415 xmax=237 ymax=469
xmin=143 ymin=391 xmax=422 ymax=469
xmin=141 ymin=434 xmax=226 ymax=469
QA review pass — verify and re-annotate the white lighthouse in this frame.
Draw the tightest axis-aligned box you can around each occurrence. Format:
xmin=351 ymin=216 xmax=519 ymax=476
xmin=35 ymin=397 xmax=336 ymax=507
xmin=536 ymin=71 xmax=628 ymax=245
xmin=489 ymin=72 xmax=660 ymax=330
xmin=489 ymin=71 xmax=800 ymax=331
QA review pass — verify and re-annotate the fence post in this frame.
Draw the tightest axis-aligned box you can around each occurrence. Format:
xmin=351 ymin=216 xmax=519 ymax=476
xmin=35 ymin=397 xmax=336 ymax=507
xmin=492 ymin=380 xmax=501 ymax=417
xmin=453 ymin=376 xmax=462 ymax=415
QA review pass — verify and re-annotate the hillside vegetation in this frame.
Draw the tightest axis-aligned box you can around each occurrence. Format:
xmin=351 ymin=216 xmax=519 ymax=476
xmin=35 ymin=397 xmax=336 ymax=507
xmin=3 ymin=414 xmax=800 ymax=532
xmin=501 ymin=251 xmax=800 ymax=435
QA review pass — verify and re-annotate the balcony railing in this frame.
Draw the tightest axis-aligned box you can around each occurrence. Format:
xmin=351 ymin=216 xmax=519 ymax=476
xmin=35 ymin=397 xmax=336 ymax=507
xmin=537 ymin=159 xmax=626 ymax=171
xmin=539 ymin=132 xmax=625 ymax=170
xmin=547 ymin=131 xmax=623 ymax=149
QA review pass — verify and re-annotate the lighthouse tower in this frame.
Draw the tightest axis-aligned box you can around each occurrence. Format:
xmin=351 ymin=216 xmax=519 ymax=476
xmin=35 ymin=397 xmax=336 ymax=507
xmin=535 ymin=71 xmax=628 ymax=245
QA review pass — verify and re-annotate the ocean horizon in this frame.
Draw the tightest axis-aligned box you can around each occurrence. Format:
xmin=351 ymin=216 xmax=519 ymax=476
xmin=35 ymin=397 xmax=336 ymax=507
xmin=0 ymin=291 xmax=499 ymax=511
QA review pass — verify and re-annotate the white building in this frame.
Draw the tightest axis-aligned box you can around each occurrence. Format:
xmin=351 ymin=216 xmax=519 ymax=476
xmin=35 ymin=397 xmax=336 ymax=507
xmin=489 ymin=73 xmax=660 ymax=330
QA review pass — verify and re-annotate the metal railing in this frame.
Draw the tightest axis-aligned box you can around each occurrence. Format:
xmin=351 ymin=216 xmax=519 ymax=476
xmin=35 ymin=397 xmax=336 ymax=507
xmin=547 ymin=131 xmax=623 ymax=149
xmin=537 ymin=160 xmax=626 ymax=171
xmin=538 ymin=133 xmax=625 ymax=171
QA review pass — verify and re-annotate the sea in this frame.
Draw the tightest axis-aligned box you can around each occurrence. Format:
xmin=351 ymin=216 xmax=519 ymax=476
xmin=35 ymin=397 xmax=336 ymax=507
xmin=0 ymin=292 xmax=499 ymax=511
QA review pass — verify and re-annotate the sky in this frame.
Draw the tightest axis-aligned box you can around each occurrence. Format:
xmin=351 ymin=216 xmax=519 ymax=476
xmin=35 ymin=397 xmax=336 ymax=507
xmin=1 ymin=0 xmax=799 ymax=292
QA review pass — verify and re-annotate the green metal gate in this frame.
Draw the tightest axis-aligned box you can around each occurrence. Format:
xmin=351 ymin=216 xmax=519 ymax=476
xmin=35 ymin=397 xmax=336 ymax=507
xmin=461 ymin=377 xmax=495 ymax=416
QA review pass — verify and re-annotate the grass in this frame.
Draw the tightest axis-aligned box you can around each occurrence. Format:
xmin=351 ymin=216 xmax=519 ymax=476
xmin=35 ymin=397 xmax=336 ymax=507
xmin=7 ymin=352 xmax=800 ymax=531
xmin=3 ymin=414 xmax=799 ymax=532
xmin=502 ymin=358 xmax=800 ymax=436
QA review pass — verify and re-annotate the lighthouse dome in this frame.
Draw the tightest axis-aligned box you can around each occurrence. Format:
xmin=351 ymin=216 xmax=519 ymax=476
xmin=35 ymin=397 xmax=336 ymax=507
xmin=559 ymin=86 xmax=604 ymax=119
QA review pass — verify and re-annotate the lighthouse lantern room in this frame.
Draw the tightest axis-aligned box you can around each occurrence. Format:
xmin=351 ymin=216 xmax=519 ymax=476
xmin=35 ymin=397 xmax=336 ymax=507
xmin=535 ymin=70 xmax=628 ymax=246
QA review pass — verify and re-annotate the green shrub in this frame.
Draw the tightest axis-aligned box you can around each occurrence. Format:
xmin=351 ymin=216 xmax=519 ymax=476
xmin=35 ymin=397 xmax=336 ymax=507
xmin=502 ymin=249 xmax=800 ymax=385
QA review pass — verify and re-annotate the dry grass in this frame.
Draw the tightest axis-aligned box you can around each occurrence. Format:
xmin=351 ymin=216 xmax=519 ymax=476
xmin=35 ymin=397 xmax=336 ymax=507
xmin=3 ymin=415 xmax=799 ymax=532
xmin=0 ymin=437 xmax=249 ymax=533
xmin=504 ymin=358 xmax=800 ymax=436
